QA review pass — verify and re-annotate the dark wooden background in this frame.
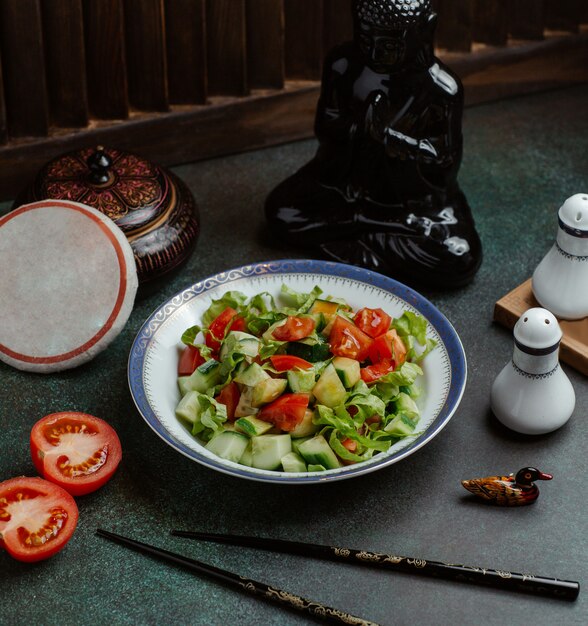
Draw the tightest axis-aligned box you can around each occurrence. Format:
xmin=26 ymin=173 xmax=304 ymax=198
xmin=0 ymin=0 xmax=586 ymax=199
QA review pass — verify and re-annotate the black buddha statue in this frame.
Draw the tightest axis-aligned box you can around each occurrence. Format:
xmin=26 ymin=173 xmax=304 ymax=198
xmin=265 ymin=0 xmax=482 ymax=288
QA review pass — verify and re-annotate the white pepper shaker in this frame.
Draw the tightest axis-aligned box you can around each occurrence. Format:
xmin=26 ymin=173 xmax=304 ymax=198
xmin=490 ymin=307 xmax=575 ymax=435
xmin=532 ymin=193 xmax=588 ymax=319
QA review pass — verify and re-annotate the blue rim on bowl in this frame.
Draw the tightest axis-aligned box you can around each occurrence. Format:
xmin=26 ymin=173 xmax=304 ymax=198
xmin=128 ymin=259 xmax=467 ymax=483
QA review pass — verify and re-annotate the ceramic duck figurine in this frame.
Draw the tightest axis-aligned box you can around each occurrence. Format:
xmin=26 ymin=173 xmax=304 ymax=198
xmin=462 ymin=467 xmax=553 ymax=506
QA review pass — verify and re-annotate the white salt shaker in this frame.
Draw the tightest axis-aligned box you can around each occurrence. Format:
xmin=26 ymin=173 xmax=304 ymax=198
xmin=532 ymin=193 xmax=588 ymax=319
xmin=490 ymin=307 xmax=575 ymax=434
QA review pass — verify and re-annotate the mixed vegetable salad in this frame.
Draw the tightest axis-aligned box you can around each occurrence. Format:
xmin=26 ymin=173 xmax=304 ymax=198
xmin=175 ymin=285 xmax=436 ymax=473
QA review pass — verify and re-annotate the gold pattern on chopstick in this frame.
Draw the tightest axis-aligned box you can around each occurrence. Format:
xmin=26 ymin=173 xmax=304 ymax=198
xmin=233 ymin=579 xmax=380 ymax=626
xmin=356 ymin=551 xmax=382 ymax=562
xmin=333 ymin=547 xmax=351 ymax=557
xmin=496 ymin=570 xmax=512 ymax=579
xmin=407 ymin=558 xmax=427 ymax=568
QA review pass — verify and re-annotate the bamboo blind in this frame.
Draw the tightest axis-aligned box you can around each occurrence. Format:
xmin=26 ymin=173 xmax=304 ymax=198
xmin=0 ymin=0 xmax=586 ymax=144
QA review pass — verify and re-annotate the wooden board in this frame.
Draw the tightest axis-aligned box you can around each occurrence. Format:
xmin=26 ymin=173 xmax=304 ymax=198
xmin=83 ymin=0 xmax=129 ymax=119
xmin=509 ymin=0 xmax=545 ymax=40
xmin=206 ymin=0 xmax=248 ymax=96
xmin=323 ymin=0 xmax=354 ymax=54
xmin=165 ymin=0 xmax=207 ymax=104
xmin=124 ymin=0 xmax=169 ymax=111
xmin=246 ymin=0 xmax=284 ymax=89
xmin=284 ymin=0 xmax=324 ymax=79
xmin=473 ymin=0 xmax=509 ymax=46
xmin=494 ymin=279 xmax=588 ymax=376
xmin=41 ymin=0 xmax=89 ymax=127
xmin=0 ymin=0 xmax=49 ymax=137
xmin=544 ymin=0 xmax=581 ymax=33
xmin=435 ymin=0 xmax=473 ymax=52
xmin=0 ymin=51 xmax=6 ymax=144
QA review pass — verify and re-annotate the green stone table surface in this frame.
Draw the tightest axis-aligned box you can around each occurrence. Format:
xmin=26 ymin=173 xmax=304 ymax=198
xmin=1 ymin=85 xmax=587 ymax=626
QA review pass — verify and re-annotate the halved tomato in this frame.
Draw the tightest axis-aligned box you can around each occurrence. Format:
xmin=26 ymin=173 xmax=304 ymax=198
xmin=269 ymin=355 xmax=313 ymax=371
xmin=178 ymin=344 xmax=205 ymax=376
xmin=272 ymin=316 xmax=316 ymax=342
xmin=215 ymin=382 xmax=240 ymax=421
xmin=353 ymin=308 xmax=392 ymax=338
xmin=30 ymin=412 xmax=122 ymax=496
xmin=0 ymin=476 xmax=78 ymax=562
xmin=329 ymin=316 xmax=373 ymax=362
xmin=205 ymin=307 xmax=246 ymax=351
xmin=258 ymin=393 xmax=310 ymax=432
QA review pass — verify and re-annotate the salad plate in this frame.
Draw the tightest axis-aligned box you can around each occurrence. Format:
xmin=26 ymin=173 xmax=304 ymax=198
xmin=128 ymin=259 xmax=466 ymax=483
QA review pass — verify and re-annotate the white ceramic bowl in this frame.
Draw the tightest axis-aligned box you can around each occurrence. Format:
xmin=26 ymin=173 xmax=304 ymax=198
xmin=128 ymin=260 xmax=466 ymax=483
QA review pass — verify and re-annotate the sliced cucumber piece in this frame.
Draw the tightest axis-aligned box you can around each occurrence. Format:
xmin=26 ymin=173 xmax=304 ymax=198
xmin=384 ymin=414 xmax=416 ymax=436
xmin=298 ymin=435 xmax=341 ymax=470
xmin=235 ymin=415 xmax=274 ymax=437
xmin=281 ymin=451 xmax=307 ymax=472
xmin=289 ymin=409 xmax=319 ymax=438
xmin=180 ymin=359 xmax=222 ymax=394
xmin=307 ymin=299 xmax=340 ymax=320
xmin=205 ymin=431 xmax=249 ymax=463
xmin=239 ymin=441 xmax=253 ymax=466
xmin=234 ymin=362 xmax=269 ymax=387
xmin=287 ymin=368 xmax=316 ymax=393
xmin=175 ymin=390 xmax=202 ymax=424
xmin=251 ymin=434 xmax=292 ymax=470
xmin=286 ymin=338 xmax=331 ymax=362
xmin=177 ymin=376 xmax=193 ymax=397
xmin=308 ymin=464 xmax=327 ymax=472
xmin=291 ymin=435 xmax=313 ymax=455
xmin=234 ymin=386 xmax=259 ymax=418
xmin=332 ymin=356 xmax=361 ymax=388
xmin=251 ymin=378 xmax=288 ymax=407
xmin=312 ymin=363 xmax=347 ymax=408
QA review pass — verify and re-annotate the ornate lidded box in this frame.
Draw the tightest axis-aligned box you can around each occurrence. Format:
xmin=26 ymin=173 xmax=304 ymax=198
xmin=14 ymin=146 xmax=200 ymax=290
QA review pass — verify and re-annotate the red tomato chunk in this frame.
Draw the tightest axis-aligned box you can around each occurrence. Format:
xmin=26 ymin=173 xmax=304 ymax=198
xmin=215 ymin=381 xmax=240 ymax=421
xmin=354 ymin=308 xmax=392 ymax=338
xmin=206 ymin=307 xmax=246 ymax=351
xmin=272 ymin=316 xmax=316 ymax=342
xmin=269 ymin=355 xmax=313 ymax=371
xmin=258 ymin=393 xmax=310 ymax=432
xmin=178 ymin=344 xmax=205 ymax=376
xmin=329 ymin=316 xmax=373 ymax=362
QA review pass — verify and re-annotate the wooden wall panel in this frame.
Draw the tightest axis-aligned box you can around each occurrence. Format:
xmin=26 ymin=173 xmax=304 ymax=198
xmin=323 ymin=0 xmax=354 ymax=54
xmin=544 ymin=0 xmax=580 ymax=33
xmin=0 ymin=0 xmax=49 ymax=137
xmin=0 ymin=52 xmax=6 ymax=144
xmin=41 ymin=0 xmax=89 ymax=127
xmin=435 ymin=0 xmax=473 ymax=52
xmin=206 ymin=0 xmax=247 ymax=96
xmin=165 ymin=0 xmax=207 ymax=104
xmin=83 ymin=0 xmax=129 ymax=119
xmin=124 ymin=0 xmax=168 ymax=111
xmin=246 ymin=0 xmax=285 ymax=89
xmin=510 ymin=0 xmax=544 ymax=40
xmin=473 ymin=0 xmax=509 ymax=46
xmin=284 ymin=0 xmax=324 ymax=79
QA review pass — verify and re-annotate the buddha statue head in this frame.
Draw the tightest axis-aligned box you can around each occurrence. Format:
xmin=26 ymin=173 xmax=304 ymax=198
xmin=353 ymin=0 xmax=436 ymax=72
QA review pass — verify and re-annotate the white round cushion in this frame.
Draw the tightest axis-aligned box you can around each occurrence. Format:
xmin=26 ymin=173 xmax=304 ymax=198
xmin=0 ymin=200 xmax=138 ymax=372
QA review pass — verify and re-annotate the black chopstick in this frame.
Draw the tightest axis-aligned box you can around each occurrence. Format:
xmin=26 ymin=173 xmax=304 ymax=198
xmin=171 ymin=531 xmax=580 ymax=601
xmin=96 ymin=529 xmax=379 ymax=625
